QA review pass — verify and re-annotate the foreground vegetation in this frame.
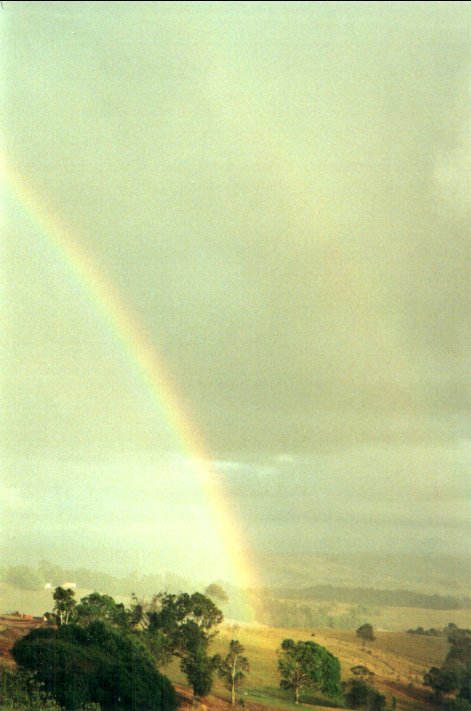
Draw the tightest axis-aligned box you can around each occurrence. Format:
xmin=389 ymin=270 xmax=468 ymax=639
xmin=1 ymin=583 xmax=470 ymax=711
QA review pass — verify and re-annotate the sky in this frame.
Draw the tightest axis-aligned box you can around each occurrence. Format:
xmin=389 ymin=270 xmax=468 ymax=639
xmin=1 ymin=1 xmax=470 ymax=589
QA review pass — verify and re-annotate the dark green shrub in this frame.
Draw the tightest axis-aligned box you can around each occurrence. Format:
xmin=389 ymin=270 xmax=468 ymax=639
xmin=12 ymin=622 xmax=177 ymax=710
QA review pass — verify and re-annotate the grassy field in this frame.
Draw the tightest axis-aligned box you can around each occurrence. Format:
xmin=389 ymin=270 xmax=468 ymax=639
xmin=161 ymin=620 xmax=451 ymax=710
xmin=361 ymin=605 xmax=471 ymax=632
xmin=0 ymin=615 xmax=455 ymax=710
xmin=257 ymin=595 xmax=471 ymax=633
xmin=2 ymin=583 xmax=469 ymax=710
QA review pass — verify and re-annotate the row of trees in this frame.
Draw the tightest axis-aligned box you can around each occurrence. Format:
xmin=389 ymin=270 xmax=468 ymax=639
xmin=408 ymin=623 xmax=464 ymax=638
xmin=3 ymin=586 xmax=252 ymax=709
xmin=255 ymin=596 xmax=369 ymax=630
xmin=280 ymin=585 xmax=468 ymax=611
xmin=5 ymin=587 xmax=386 ymax=709
xmin=424 ymin=626 xmax=471 ymax=710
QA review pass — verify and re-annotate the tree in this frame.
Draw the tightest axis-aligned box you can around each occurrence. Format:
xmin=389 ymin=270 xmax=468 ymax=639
xmin=447 ymin=628 xmax=471 ymax=666
xmin=51 ymin=586 xmax=76 ymax=625
xmin=351 ymin=665 xmax=375 ymax=684
xmin=0 ymin=668 xmax=61 ymax=710
xmin=180 ymin=649 xmax=220 ymax=701
xmin=218 ymin=640 xmax=249 ymax=705
xmin=147 ymin=592 xmax=222 ymax=635
xmin=205 ymin=583 xmax=229 ymax=605
xmin=443 ymin=700 xmax=471 ymax=711
xmin=356 ymin=624 xmax=375 ymax=648
xmin=344 ymin=677 xmax=386 ymax=710
xmin=368 ymin=690 xmax=386 ymax=711
xmin=141 ymin=592 xmax=223 ymax=700
xmin=278 ymin=639 xmax=341 ymax=704
xmin=12 ymin=622 xmax=177 ymax=710
xmin=146 ymin=592 xmax=223 ymax=657
xmin=75 ymin=592 xmax=129 ymax=629
xmin=423 ymin=666 xmax=458 ymax=699
xmin=344 ymin=678 xmax=369 ymax=708
xmin=460 ymin=670 xmax=471 ymax=701
xmin=424 ymin=626 xmax=471 ymax=702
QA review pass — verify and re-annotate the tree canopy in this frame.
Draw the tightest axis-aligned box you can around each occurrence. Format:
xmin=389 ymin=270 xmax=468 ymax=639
xmin=181 ymin=649 xmax=220 ymax=700
xmin=278 ymin=638 xmax=341 ymax=704
xmin=344 ymin=676 xmax=386 ymax=710
xmin=146 ymin=592 xmax=222 ymax=646
xmin=12 ymin=622 xmax=177 ymax=710
xmin=37 ymin=585 xmax=224 ymax=704
xmin=424 ymin=626 xmax=471 ymax=702
xmin=50 ymin=586 xmax=76 ymax=626
xmin=74 ymin=592 xmax=129 ymax=629
xmin=136 ymin=590 xmax=224 ymax=700
xmin=218 ymin=640 xmax=250 ymax=705
xmin=204 ymin=583 xmax=229 ymax=604
xmin=356 ymin=624 xmax=375 ymax=646
xmin=0 ymin=668 xmax=61 ymax=710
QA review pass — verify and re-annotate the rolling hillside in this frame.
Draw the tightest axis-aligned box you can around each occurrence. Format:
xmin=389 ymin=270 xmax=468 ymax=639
xmin=161 ymin=620 xmax=451 ymax=710
xmin=1 ymin=584 xmax=468 ymax=710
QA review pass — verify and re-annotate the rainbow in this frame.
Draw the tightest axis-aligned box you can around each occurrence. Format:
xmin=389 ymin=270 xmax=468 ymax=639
xmin=1 ymin=160 xmax=260 ymax=606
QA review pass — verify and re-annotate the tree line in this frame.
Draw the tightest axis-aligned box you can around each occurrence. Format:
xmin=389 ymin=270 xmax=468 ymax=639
xmin=254 ymin=596 xmax=368 ymax=629
xmin=423 ymin=624 xmax=471 ymax=710
xmin=1 ymin=588 xmax=397 ymax=710
xmin=278 ymin=585 xmax=470 ymax=610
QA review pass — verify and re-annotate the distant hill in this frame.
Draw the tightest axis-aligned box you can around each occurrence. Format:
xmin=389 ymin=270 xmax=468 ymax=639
xmin=253 ymin=552 xmax=471 ymax=596
xmin=274 ymin=585 xmax=471 ymax=610
xmin=0 ymin=562 xmax=192 ymax=598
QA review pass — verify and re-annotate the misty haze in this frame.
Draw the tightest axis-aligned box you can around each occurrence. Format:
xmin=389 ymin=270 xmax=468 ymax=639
xmin=1 ymin=3 xmax=470 ymax=711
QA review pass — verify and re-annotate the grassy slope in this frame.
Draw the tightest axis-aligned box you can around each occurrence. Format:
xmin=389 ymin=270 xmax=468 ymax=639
xmin=0 ymin=615 xmax=452 ymax=710
xmin=162 ymin=620 xmax=450 ymax=710
xmin=262 ymin=596 xmax=471 ymax=632
xmin=366 ymin=605 xmax=471 ymax=631
xmin=2 ymin=583 xmax=469 ymax=710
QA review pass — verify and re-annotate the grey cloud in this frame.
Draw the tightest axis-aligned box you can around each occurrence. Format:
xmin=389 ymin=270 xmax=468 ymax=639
xmin=2 ymin=1 xmax=469 ymax=580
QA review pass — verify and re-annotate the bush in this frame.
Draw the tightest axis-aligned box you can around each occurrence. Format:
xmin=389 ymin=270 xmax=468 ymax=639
xmin=0 ymin=667 xmax=61 ymax=710
xmin=344 ymin=677 xmax=386 ymax=710
xmin=344 ymin=678 xmax=368 ymax=708
xmin=181 ymin=650 xmax=219 ymax=698
xmin=443 ymin=700 xmax=471 ymax=711
xmin=12 ymin=622 xmax=177 ymax=710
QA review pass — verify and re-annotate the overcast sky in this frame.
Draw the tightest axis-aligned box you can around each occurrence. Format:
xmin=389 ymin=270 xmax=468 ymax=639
xmin=1 ymin=1 xmax=470 ymax=586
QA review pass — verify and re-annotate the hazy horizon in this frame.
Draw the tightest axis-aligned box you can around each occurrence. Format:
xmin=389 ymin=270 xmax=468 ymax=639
xmin=2 ymin=2 xmax=470 ymax=590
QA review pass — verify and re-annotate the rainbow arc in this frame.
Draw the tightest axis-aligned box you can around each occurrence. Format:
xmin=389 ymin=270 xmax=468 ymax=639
xmin=2 ymin=160 xmax=259 ymax=606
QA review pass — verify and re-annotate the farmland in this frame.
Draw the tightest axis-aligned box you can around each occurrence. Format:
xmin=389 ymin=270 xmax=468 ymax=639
xmin=1 ymin=582 xmax=469 ymax=710
xmin=161 ymin=620 xmax=453 ymax=710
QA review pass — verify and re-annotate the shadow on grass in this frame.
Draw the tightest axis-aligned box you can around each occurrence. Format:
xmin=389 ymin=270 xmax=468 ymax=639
xmin=300 ymin=691 xmax=346 ymax=708
xmin=245 ymin=686 xmax=345 ymax=708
